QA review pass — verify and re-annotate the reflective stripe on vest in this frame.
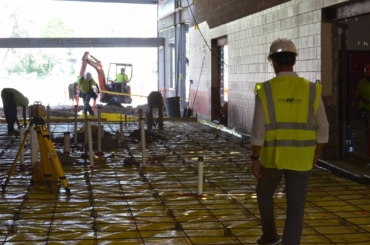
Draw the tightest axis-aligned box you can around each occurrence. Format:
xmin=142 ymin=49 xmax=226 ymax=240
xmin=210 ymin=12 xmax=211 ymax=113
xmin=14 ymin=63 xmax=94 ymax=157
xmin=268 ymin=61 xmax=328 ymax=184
xmin=264 ymin=139 xmax=317 ymax=147
xmin=263 ymin=81 xmax=316 ymax=147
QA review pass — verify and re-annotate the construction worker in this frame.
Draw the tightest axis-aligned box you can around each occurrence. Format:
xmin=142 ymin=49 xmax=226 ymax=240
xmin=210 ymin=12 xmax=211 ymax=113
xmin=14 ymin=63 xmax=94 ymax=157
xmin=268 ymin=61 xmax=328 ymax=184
xmin=356 ymin=64 xmax=370 ymax=137
xmin=115 ymin=68 xmax=129 ymax=93
xmin=74 ymin=72 xmax=99 ymax=116
xmin=147 ymin=91 xmax=164 ymax=130
xmin=251 ymin=38 xmax=329 ymax=245
xmin=1 ymin=88 xmax=29 ymax=135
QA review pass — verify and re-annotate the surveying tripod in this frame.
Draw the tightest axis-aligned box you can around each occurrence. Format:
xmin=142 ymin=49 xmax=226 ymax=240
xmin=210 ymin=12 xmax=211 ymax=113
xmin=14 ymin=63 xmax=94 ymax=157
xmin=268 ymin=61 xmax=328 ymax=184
xmin=1 ymin=117 xmax=71 ymax=196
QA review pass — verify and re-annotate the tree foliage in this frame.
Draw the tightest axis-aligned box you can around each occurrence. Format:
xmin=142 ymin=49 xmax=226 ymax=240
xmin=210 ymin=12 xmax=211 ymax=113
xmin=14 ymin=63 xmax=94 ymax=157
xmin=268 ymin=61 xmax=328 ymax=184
xmin=4 ymin=11 xmax=74 ymax=77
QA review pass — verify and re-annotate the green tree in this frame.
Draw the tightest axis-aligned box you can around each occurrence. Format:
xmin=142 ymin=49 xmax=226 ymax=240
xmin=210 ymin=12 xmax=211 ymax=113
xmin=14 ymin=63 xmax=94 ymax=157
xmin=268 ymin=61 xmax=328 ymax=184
xmin=40 ymin=16 xmax=74 ymax=38
xmin=5 ymin=13 xmax=74 ymax=77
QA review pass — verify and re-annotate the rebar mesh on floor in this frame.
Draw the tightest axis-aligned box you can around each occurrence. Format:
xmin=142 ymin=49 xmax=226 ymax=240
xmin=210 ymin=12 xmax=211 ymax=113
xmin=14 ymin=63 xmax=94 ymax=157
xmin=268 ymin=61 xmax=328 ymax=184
xmin=0 ymin=122 xmax=369 ymax=245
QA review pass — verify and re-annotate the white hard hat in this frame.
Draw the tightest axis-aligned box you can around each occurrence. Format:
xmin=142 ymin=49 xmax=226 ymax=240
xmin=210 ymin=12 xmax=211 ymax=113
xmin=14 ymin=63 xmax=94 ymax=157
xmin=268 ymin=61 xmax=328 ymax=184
xmin=84 ymin=72 xmax=92 ymax=81
xmin=267 ymin=38 xmax=298 ymax=61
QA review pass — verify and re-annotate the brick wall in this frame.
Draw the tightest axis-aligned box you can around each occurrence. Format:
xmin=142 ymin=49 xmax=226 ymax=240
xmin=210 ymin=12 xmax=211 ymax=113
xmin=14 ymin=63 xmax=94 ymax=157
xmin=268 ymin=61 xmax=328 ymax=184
xmin=189 ymin=0 xmax=351 ymax=157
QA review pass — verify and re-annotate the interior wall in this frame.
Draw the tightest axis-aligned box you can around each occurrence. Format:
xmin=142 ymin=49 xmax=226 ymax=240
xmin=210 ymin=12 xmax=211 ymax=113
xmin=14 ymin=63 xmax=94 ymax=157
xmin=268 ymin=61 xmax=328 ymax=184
xmin=188 ymin=0 xmax=352 ymax=134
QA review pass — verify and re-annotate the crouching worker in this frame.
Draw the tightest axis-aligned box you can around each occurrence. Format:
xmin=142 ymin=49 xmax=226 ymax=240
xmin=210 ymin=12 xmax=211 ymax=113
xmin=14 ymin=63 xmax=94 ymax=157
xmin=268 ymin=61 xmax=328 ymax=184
xmin=147 ymin=91 xmax=164 ymax=130
xmin=74 ymin=72 xmax=100 ymax=116
xmin=1 ymin=88 xmax=29 ymax=135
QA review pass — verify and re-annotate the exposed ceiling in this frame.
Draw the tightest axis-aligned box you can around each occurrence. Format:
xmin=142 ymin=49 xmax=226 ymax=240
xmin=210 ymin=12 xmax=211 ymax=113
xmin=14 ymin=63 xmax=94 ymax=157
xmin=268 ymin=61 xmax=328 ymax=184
xmin=54 ymin=0 xmax=158 ymax=4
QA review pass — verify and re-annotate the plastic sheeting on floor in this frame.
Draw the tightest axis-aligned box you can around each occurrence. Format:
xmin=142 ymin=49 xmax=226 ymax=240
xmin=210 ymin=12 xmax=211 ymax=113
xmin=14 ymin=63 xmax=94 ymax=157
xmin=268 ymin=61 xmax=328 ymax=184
xmin=0 ymin=121 xmax=369 ymax=244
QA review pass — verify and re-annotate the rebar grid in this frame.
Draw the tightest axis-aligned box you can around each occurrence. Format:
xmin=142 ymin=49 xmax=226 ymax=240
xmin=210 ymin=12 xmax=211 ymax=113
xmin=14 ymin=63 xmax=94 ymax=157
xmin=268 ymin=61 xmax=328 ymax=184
xmin=0 ymin=122 xmax=369 ymax=245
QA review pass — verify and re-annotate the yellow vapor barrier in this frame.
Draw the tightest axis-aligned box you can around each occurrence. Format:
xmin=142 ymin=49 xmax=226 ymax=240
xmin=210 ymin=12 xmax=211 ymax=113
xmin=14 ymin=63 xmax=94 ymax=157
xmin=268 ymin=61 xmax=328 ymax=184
xmin=76 ymin=112 xmax=138 ymax=122
xmin=0 ymin=121 xmax=369 ymax=244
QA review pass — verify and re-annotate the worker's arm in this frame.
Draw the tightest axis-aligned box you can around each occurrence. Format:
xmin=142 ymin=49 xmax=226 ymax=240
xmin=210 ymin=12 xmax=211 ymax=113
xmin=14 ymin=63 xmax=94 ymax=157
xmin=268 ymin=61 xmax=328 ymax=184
xmin=251 ymin=145 xmax=263 ymax=178
xmin=358 ymin=95 xmax=370 ymax=104
xmin=124 ymin=74 xmax=129 ymax=83
xmin=22 ymin=106 xmax=27 ymax=127
xmin=251 ymin=95 xmax=265 ymax=179
xmin=92 ymin=80 xmax=100 ymax=94
xmin=313 ymin=143 xmax=325 ymax=167
xmin=314 ymin=98 xmax=329 ymax=167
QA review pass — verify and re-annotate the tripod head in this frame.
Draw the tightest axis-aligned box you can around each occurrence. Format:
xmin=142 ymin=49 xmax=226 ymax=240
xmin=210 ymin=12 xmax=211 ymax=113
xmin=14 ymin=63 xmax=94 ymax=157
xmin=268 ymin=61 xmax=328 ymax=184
xmin=28 ymin=101 xmax=46 ymax=126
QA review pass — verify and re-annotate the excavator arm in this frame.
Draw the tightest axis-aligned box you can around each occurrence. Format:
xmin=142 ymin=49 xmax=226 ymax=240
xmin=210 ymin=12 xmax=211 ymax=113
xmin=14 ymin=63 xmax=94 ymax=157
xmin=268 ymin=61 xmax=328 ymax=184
xmin=80 ymin=51 xmax=107 ymax=99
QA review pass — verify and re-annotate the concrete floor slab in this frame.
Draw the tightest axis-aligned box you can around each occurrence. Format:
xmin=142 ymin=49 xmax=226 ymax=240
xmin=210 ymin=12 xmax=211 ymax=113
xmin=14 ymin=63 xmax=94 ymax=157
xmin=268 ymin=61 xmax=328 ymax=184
xmin=0 ymin=121 xmax=369 ymax=244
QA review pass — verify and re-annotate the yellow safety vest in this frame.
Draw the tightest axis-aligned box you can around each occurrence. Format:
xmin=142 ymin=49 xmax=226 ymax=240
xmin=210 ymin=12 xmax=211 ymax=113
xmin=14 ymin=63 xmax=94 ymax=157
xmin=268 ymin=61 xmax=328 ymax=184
xmin=256 ymin=76 xmax=322 ymax=171
xmin=116 ymin=73 xmax=129 ymax=83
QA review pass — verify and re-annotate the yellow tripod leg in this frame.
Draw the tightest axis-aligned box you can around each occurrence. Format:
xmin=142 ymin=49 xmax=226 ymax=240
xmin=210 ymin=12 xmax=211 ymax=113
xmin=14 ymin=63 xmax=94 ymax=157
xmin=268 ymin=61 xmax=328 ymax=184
xmin=37 ymin=125 xmax=70 ymax=195
xmin=36 ymin=127 xmax=53 ymax=188
xmin=1 ymin=125 xmax=33 ymax=192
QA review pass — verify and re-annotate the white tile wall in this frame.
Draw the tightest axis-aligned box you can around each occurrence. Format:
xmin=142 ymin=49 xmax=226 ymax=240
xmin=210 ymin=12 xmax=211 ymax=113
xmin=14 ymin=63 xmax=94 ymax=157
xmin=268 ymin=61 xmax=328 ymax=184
xmin=189 ymin=0 xmax=350 ymax=132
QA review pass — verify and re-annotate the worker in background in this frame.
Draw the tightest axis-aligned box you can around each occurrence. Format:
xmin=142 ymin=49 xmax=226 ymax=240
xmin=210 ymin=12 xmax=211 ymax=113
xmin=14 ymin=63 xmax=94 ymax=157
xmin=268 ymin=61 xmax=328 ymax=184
xmin=1 ymin=88 xmax=29 ymax=135
xmin=74 ymin=72 xmax=99 ymax=116
xmin=115 ymin=68 xmax=129 ymax=93
xmin=147 ymin=91 xmax=164 ymax=130
xmin=356 ymin=65 xmax=370 ymax=137
xmin=251 ymin=38 xmax=329 ymax=245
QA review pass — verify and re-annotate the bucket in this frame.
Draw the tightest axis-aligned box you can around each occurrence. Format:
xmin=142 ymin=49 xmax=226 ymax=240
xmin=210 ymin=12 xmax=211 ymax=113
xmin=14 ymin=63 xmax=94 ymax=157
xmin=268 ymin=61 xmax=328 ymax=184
xmin=165 ymin=97 xmax=181 ymax=117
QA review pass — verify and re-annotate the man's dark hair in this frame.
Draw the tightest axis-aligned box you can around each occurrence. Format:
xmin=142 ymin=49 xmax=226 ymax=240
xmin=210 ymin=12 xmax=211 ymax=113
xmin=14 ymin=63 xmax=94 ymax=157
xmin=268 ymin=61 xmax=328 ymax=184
xmin=270 ymin=52 xmax=296 ymax=66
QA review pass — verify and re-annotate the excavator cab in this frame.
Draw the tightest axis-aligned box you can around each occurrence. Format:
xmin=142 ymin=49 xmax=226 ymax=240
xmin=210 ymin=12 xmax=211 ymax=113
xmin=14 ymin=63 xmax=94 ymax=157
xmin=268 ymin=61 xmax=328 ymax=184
xmin=106 ymin=63 xmax=133 ymax=104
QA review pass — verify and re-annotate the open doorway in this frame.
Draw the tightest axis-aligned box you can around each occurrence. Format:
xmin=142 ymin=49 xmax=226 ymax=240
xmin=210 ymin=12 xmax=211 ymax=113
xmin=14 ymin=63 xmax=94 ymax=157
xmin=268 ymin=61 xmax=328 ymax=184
xmin=324 ymin=4 xmax=370 ymax=162
xmin=211 ymin=36 xmax=228 ymax=125
xmin=340 ymin=15 xmax=370 ymax=161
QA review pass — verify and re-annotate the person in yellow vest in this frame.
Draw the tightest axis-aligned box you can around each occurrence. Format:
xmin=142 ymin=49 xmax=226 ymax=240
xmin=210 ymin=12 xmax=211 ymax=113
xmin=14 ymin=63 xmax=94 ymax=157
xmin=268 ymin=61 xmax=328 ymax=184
xmin=74 ymin=72 xmax=100 ymax=116
xmin=114 ymin=68 xmax=129 ymax=93
xmin=1 ymin=88 xmax=29 ymax=135
xmin=251 ymin=38 xmax=329 ymax=245
xmin=355 ymin=65 xmax=370 ymax=137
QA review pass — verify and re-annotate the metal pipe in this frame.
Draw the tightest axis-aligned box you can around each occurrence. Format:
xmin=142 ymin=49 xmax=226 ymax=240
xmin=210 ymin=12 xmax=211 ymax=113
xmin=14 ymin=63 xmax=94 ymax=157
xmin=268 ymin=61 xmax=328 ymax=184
xmin=120 ymin=121 xmax=124 ymax=144
xmin=139 ymin=109 xmax=143 ymax=130
xmin=31 ymin=127 xmax=38 ymax=164
xmin=19 ymin=126 xmax=25 ymax=166
xmin=140 ymin=117 xmax=146 ymax=168
xmin=198 ymin=156 xmax=204 ymax=196
xmin=64 ymin=132 xmax=70 ymax=154
xmin=124 ymin=114 xmax=127 ymax=126
xmin=87 ymin=120 xmax=94 ymax=168
xmin=84 ymin=113 xmax=88 ymax=144
xmin=74 ymin=105 xmax=78 ymax=144
xmin=97 ymin=106 xmax=102 ymax=153
xmin=46 ymin=104 xmax=50 ymax=132
xmin=139 ymin=109 xmax=143 ymax=120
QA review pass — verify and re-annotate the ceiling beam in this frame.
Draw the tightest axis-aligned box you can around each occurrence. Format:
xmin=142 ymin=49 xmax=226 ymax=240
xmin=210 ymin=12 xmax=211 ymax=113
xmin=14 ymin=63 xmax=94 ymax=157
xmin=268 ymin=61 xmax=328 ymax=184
xmin=54 ymin=0 xmax=158 ymax=4
xmin=324 ymin=0 xmax=370 ymax=21
xmin=0 ymin=38 xmax=165 ymax=48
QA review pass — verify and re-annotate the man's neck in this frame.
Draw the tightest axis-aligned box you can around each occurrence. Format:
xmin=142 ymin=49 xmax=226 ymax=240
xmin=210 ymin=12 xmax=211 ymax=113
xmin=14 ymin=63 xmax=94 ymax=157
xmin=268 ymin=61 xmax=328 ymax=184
xmin=278 ymin=66 xmax=293 ymax=72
